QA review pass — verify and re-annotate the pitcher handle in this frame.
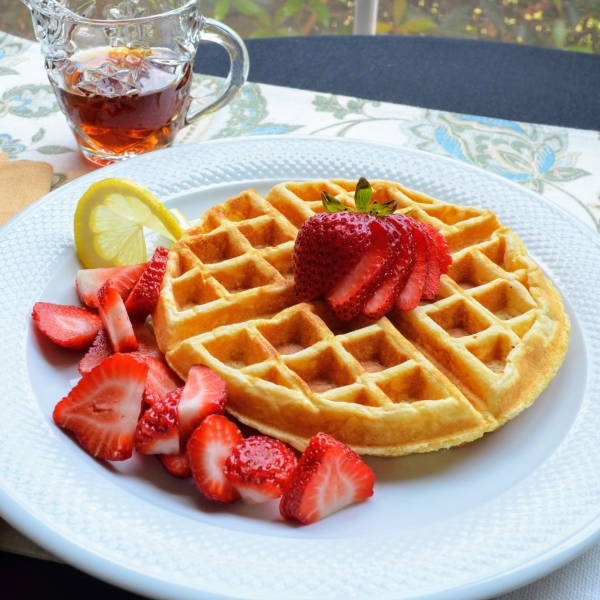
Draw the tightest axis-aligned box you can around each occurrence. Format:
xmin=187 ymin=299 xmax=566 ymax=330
xmin=185 ymin=17 xmax=249 ymax=125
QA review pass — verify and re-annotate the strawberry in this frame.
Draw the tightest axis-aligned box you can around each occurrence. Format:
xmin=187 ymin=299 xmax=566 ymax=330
xmin=142 ymin=356 xmax=183 ymax=407
xmin=395 ymin=221 xmax=429 ymax=311
xmin=135 ymin=388 xmax=181 ymax=455
xmin=362 ymin=215 xmax=416 ymax=319
xmin=78 ymin=328 xmax=112 ymax=374
xmin=124 ymin=246 xmax=169 ymax=321
xmin=325 ymin=219 xmax=394 ymax=320
xmin=422 ymin=221 xmax=452 ymax=274
xmin=132 ymin=322 xmax=163 ymax=361
xmin=187 ymin=414 xmax=243 ymax=503
xmin=280 ymin=432 xmax=375 ymax=525
xmin=293 ymin=178 xmax=397 ymax=306
xmin=224 ymin=436 xmax=298 ymax=504
xmin=178 ymin=365 xmax=227 ymax=443
xmin=293 ymin=212 xmax=373 ymax=303
xmin=53 ymin=353 xmax=148 ymax=461
xmin=32 ymin=302 xmax=102 ymax=350
xmin=159 ymin=452 xmax=192 ymax=478
xmin=76 ymin=263 xmax=146 ymax=308
xmin=97 ymin=280 xmax=138 ymax=353
xmin=421 ymin=225 xmax=442 ymax=301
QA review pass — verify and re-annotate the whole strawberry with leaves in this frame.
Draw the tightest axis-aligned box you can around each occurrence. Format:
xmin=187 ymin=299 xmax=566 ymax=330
xmin=293 ymin=178 xmax=451 ymax=320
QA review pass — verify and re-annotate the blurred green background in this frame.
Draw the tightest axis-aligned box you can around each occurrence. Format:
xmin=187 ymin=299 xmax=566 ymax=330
xmin=3 ymin=0 xmax=599 ymax=52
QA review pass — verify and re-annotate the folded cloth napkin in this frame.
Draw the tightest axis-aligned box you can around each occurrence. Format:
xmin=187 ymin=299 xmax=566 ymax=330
xmin=0 ymin=153 xmax=54 ymax=227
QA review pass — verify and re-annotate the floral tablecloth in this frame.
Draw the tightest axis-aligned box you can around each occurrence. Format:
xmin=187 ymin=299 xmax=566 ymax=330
xmin=1 ymin=29 xmax=600 ymax=600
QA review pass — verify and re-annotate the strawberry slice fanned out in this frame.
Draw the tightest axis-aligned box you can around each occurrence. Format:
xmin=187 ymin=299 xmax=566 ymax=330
xmin=187 ymin=414 xmax=243 ymax=503
xmin=135 ymin=387 xmax=181 ymax=455
xmin=362 ymin=215 xmax=416 ymax=320
xmin=178 ymin=365 xmax=227 ymax=443
xmin=395 ymin=221 xmax=429 ymax=311
xmin=422 ymin=221 xmax=452 ymax=274
xmin=325 ymin=219 xmax=394 ymax=320
xmin=97 ymin=280 xmax=138 ymax=353
xmin=76 ymin=263 xmax=146 ymax=308
xmin=421 ymin=225 xmax=442 ymax=301
xmin=124 ymin=246 xmax=169 ymax=321
xmin=32 ymin=302 xmax=102 ymax=350
xmin=53 ymin=353 xmax=148 ymax=461
xmin=280 ymin=432 xmax=375 ymax=525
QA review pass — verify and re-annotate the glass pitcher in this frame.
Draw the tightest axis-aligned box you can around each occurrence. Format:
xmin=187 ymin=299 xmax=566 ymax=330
xmin=22 ymin=0 xmax=249 ymax=165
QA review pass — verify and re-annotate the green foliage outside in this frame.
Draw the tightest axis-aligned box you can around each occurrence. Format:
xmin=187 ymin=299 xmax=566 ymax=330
xmin=3 ymin=0 xmax=599 ymax=52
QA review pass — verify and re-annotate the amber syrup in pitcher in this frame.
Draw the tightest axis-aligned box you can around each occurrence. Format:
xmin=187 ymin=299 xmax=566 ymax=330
xmin=51 ymin=47 xmax=193 ymax=159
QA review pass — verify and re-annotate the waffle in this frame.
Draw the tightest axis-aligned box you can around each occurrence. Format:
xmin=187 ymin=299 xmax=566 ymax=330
xmin=153 ymin=180 xmax=570 ymax=457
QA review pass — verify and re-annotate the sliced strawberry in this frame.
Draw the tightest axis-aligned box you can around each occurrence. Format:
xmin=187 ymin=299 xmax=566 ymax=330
xmin=53 ymin=353 xmax=148 ymax=461
xmin=135 ymin=388 xmax=181 ymax=455
xmin=224 ymin=436 xmax=297 ymax=504
xmin=97 ymin=280 xmax=138 ymax=353
xmin=325 ymin=220 xmax=394 ymax=320
xmin=142 ymin=356 xmax=183 ymax=407
xmin=78 ymin=328 xmax=112 ymax=374
xmin=132 ymin=322 xmax=163 ymax=361
xmin=422 ymin=222 xmax=452 ymax=274
xmin=280 ymin=432 xmax=375 ymax=525
xmin=395 ymin=221 xmax=429 ymax=311
xmin=293 ymin=212 xmax=374 ymax=302
xmin=362 ymin=216 xmax=416 ymax=319
xmin=76 ymin=263 xmax=146 ymax=308
xmin=421 ymin=225 xmax=442 ymax=300
xmin=124 ymin=246 xmax=169 ymax=321
xmin=178 ymin=365 xmax=227 ymax=443
xmin=32 ymin=302 xmax=102 ymax=350
xmin=187 ymin=414 xmax=242 ymax=503
xmin=159 ymin=452 xmax=192 ymax=478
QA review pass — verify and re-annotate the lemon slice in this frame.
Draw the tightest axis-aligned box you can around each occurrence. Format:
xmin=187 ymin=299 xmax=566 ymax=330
xmin=74 ymin=178 xmax=185 ymax=268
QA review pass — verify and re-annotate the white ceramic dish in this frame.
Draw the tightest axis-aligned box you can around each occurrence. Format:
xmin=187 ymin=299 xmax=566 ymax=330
xmin=0 ymin=136 xmax=598 ymax=600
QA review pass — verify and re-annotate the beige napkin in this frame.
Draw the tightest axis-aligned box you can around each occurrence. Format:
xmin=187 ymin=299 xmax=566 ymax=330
xmin=0 ymin=153 xmax=54 ymax=227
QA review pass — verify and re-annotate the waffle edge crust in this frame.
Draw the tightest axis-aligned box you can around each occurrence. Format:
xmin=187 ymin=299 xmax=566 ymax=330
xmin=153 ymin=180 xmax=570 ymax=457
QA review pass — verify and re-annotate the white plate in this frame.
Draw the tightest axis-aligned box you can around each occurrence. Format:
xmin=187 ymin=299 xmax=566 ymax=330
xmin=0 ymin=136 xmax=598 ymax=600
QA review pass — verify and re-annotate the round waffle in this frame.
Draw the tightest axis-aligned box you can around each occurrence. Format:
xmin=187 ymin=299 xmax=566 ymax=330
xmin=153 ymin=180 xmax=570 ymax=457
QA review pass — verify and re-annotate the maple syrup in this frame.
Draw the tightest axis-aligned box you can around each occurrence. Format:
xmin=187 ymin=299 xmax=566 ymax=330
xmin=50 ymin=47 xmax=193 ymax=162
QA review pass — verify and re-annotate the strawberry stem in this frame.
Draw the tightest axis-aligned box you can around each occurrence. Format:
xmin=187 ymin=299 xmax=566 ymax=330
xmin=320 ymin=178 xmax=398 ymax=216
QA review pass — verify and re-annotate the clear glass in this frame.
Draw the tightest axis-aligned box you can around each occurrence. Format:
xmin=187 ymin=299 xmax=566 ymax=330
xmin=21 ymin=0 xmax=249 ymax=165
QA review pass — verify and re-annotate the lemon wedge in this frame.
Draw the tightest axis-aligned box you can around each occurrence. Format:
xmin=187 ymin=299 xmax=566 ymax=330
xmin=74 ymin=178 xmax=184 ymax=268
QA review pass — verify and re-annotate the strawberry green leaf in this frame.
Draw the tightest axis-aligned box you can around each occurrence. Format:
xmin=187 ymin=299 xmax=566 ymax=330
xmin=354 ymin=177 xmax=372 ymax=212
xmin=321 ymin=192 xmax=352 ymax=213
xmin=366 ymin=199 xmax=398 ymax=216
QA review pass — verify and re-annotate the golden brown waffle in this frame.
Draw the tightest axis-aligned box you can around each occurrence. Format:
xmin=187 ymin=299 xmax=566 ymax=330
xmin=153 ymin=181 xmax=570 ymax=456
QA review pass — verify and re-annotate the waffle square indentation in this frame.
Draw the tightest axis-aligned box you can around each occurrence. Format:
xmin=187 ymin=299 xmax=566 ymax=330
xmin=172 ymin=272 xmax=222 ymax=311
xmin=465 ymin=333 xmax=516 ymax=374
xmin=237 ymin=219 xmax=295 ymax=249
xmin=427 ymin=298 xmax=492 ymax=338
xmin=470 ymin=280 xmax=536 ymax=321
xmin=283 ymin=347 xmax=357 ymax=393
xmin=263 ymin=248 xmax=294 ymax=280
xmin=208 ymin=257 xmax=280 ymax=294
xmin=342 ymin=330 xmax=409 ymax=373
xmin=258 ymin=310 xmax=329 ymax=355
xmin=447 ymin=253 xmax=503 ymax=290
xmin=376 ymin=365 xmax=448 ymax=403
xmin=186 ymin=229 xmax=246 ymax=264
xmin=203 ymin=329 xmax=274 ymax=369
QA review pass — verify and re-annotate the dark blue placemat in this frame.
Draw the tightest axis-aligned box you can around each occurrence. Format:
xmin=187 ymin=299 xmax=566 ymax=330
xmin=194 ymin=35 xmax=600 ymax=131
